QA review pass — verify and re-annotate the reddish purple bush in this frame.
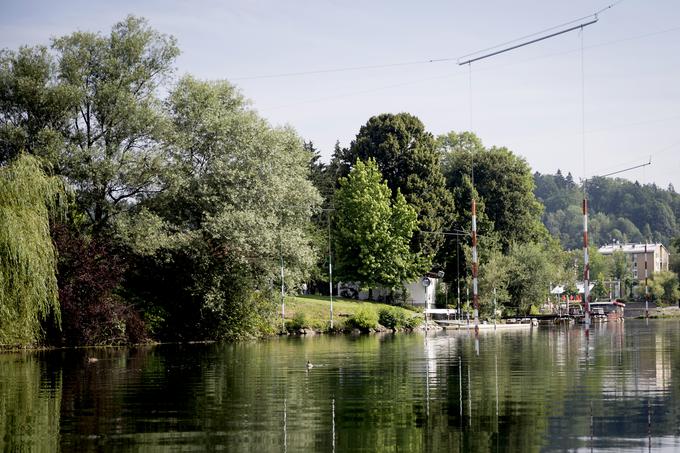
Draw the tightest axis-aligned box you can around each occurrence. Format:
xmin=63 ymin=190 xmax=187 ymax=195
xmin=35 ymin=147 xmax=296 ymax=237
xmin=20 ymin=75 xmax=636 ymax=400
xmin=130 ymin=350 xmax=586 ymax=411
xmin=50 ymin=223 xmax=147 ymax=345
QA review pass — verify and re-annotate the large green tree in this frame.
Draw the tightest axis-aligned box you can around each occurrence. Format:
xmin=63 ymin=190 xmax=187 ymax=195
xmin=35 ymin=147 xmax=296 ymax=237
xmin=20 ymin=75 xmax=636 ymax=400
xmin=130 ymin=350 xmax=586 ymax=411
xmin=337 ymin=113 xmax=454 ymax=265
xmin=505 ymin=241 xmax=562 ymax=314
xmin=649 ymin=271 xmax=680 ymax=304
xmin=0 ymin=46 xmax=75 ymax=165
xmin=1 ymin=16 xmax=179 ymax=232
xmin=52 ymin=16 xmax=179 ymax=230
xmin=333 ymin=159 xmax=420 ymax=293
xmin=128 ymin=76 xmax=320 ymax=339
xmin=439 ymin=131 xmax=546 ymax=252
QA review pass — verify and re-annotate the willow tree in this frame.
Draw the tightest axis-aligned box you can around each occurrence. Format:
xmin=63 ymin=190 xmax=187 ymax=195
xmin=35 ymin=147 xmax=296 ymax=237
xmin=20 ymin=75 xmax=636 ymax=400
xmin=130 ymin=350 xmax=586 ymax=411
xmin=0 ymin=155 xmax=62 ymax=345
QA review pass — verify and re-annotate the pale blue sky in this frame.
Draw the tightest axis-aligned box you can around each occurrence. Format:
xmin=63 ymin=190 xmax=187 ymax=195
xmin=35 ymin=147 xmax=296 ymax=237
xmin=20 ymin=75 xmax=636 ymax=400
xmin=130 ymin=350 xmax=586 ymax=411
xmin=2 ymin=0 xmax=679 ymax=188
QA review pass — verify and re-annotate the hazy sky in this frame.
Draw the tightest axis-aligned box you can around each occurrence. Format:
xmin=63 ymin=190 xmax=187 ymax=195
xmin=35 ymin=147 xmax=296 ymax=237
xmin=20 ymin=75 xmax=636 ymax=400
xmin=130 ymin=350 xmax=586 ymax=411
xmin=2 ymin=0 xmax=679 ymax=189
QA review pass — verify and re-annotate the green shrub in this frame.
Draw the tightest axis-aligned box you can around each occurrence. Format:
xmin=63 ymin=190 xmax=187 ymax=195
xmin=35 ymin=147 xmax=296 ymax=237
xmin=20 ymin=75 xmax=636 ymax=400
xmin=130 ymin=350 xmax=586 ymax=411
xmin=287 ymin=312 xmax=308 ymax=331
xmin=402 ymin=314 xmax=422 ymax=330
xmin=378 ymin=306 xmax=422 ymax=330
xmin=347 ymin=306 xmax=378 ymax=331
xmin=378 ymin=307 xmax=406 ymax=329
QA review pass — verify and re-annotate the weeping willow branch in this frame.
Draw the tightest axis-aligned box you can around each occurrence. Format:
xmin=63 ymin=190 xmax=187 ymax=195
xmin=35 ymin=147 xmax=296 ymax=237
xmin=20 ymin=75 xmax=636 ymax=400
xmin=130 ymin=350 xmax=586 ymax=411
xmin=0 ymin=155 xmax=64 ymax=345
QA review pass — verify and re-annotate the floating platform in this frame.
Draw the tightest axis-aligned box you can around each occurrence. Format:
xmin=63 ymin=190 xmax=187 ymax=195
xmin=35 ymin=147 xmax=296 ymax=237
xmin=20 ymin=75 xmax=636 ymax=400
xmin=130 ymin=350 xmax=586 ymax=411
xmin=434 ymin=320 xmax=534 ymax=330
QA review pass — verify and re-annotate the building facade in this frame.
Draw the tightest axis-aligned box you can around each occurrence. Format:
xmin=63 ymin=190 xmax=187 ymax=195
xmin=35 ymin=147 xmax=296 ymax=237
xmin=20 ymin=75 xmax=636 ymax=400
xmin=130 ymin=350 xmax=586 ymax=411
xmin=598 ymin=243 xmax=670 ymax=282
xmin=338 ymin=275 xmax=439 ymax=308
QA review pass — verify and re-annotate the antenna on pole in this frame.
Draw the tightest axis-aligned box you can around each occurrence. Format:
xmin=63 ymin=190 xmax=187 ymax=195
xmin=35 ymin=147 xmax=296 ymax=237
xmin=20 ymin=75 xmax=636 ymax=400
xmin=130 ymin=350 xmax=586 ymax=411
xmin=454 ymin=2 xmax=629 ymax=335
xmin=456 ymin=4 xmax=619 ymax=333
xmin=458 ymin=18 xmax=599 ymax=66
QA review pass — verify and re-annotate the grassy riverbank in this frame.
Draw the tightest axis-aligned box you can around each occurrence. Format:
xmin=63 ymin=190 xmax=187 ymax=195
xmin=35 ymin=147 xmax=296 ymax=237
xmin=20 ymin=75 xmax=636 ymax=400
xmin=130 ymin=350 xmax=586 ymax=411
xmin=637 ymin=306 xmax=680 ymax=319
xmin=283 ymin=294 xmax=422 ymax=332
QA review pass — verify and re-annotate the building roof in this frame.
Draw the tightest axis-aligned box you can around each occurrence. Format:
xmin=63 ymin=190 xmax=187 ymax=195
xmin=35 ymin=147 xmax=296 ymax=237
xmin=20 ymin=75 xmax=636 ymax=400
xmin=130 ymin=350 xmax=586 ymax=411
xmin=550 ymin=283 xmax=594 ymax=294
xmin=598 ymin=243 xmax=667 ymax=255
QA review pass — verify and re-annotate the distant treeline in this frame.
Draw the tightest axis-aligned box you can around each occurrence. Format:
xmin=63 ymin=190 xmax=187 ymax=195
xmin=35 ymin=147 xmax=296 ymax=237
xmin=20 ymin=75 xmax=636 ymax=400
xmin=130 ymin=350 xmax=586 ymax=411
xmin=534 ymin=171 xmax=680 ymax=248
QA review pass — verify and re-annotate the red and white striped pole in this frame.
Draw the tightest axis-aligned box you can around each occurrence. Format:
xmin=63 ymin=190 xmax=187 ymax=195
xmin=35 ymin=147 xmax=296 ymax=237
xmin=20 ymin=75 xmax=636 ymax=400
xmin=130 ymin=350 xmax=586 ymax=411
xmin=472 ymin=199 xmax=479 ymax=330
xmin=582 ymin=198 xmax=591 ymax=326
xmin=644 ymin=243 xmax=649 ymax=318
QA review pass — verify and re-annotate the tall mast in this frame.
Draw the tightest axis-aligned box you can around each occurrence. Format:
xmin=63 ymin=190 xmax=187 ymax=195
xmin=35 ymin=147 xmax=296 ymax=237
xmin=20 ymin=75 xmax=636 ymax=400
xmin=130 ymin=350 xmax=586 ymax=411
xmin=644 ymin=242 xmax=649 ymax=318
xmin=582 ymin=197 xmax=591 ymax=326
xmin=458 ymin=13 xmax=602 ymax=331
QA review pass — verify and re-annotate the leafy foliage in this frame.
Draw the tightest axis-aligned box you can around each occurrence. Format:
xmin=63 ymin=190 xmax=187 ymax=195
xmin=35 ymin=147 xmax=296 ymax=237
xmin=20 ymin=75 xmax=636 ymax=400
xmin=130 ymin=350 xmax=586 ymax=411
xmin=287 ymin=312 xmax=309 ymax=332
xmin=477 ymin=249 xmax=512 ymax=317
xmin=337 ymin=113 xmax=454 ymax=264
xmin=649 ymin=271 xmax=680 ymax=304
xmin=440 ymin=131 xmax=547 ymax=252
xmin=334 ymin=159 xmax=420 ymax=290
xmin=0 ymin=155 xmax=63 ymax=345
xmin=378 ymin=306 xmax=419 ymax=330
xmin=505 ymin=242 xmax=562 ymax=314
xmin=52 ymin=16 xmax=179 ymax=230
xmin=670 ymin=237 xmax=680 ymax=277
xmin=0 ymin=46 xmax=75 ymax=164
xmin=535 ymin=171 xmax=680 ymax=248
xmin=50 ymin=223 xmax=146 ymax=345
xmin=124 ymin=76 xmax=319 ymax=340
xmin=346 ymin=306 xmax=379 ymax=331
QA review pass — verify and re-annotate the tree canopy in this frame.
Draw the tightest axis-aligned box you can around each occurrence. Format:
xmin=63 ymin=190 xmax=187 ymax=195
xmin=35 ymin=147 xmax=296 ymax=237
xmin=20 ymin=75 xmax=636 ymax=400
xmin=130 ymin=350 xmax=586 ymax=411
xmin=2 ymin=14 xmax=677 ymax=345
xmin=126 ymin=76 xmax=320 ymax=339
xmin=535 ymin=171 xmax=680 ymax=248
xmin=439 ymin=131 xmax=547 ymax=252
xmin=333 ymin=158 xmax=420 ymax=291
xmin=336 ymin=113 xmax=454 ymax=265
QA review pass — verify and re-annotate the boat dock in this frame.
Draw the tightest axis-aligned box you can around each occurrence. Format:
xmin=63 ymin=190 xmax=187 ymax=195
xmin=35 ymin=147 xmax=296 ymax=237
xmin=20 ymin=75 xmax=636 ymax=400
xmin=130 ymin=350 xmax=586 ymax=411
xmin=434 ymin=320 xmax=535 ymax=330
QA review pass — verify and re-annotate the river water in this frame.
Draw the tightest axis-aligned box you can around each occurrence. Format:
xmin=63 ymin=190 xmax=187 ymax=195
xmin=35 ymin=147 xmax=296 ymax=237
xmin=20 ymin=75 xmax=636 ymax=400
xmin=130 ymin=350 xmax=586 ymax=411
xmin=1 ymin=319 xmax=679 ymax=452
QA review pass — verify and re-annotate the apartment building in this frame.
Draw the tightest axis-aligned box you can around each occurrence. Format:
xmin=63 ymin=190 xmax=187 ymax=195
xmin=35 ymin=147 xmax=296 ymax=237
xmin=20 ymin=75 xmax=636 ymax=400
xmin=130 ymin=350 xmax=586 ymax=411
xmin=598 ymin=242 xmax=670 ymax=281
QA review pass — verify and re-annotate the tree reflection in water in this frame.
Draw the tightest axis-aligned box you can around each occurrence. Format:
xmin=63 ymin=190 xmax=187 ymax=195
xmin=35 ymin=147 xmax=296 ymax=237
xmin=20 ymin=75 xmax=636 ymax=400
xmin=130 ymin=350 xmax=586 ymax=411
xmin=0 ymin=320 xmax=679 ymax=452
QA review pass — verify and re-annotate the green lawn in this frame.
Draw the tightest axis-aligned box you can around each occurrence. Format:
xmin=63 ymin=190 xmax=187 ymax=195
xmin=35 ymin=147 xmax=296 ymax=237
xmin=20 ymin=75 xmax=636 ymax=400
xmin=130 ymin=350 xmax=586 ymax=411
xmin=283 ymin=294 xmax=421 ymax=331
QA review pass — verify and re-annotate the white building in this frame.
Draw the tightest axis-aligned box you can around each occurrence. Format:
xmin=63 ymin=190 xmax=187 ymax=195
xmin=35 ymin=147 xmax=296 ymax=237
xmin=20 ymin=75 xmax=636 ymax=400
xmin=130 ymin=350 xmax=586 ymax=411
xmin=338 ymin=275 xmax=439 ymax=309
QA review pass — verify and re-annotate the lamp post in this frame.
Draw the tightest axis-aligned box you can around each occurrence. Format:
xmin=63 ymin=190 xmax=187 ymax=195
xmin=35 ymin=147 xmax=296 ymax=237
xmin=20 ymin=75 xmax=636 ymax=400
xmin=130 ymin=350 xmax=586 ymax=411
xmin=316 ymin=207 xmax=336 ymax=329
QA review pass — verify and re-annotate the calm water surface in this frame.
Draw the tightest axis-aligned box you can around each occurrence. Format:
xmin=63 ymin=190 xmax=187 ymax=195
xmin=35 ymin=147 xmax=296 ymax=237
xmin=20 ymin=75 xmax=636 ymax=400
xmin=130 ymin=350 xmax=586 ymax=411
xmin=2 ymin=319 xmax=680 ymax=452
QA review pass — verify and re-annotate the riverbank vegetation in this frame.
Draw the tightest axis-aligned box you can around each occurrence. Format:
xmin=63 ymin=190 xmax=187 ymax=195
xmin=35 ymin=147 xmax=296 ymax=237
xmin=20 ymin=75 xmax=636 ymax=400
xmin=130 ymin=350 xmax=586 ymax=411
xmin=284 ymin=295 xmax=420 ymax=333
xmin=1 ymin=16 xmax=678 ymax=346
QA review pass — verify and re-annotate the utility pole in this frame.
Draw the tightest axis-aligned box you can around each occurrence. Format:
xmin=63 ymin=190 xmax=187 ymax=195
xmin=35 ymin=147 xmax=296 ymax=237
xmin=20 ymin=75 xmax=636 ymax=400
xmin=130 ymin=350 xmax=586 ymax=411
xmin=457 ymin=235 xmax=461 ymax=320
xmin=471 ymin=198 xmax=479 ymax=331
xmin=328 ymin=212 xmax=334 ymax=329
